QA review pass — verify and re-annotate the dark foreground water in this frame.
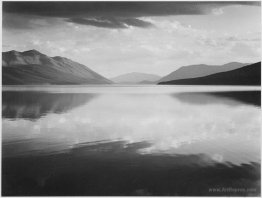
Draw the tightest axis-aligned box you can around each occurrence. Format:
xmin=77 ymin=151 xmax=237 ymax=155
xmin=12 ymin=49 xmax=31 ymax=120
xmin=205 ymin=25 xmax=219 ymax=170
xmin=2 ymin=86 xmax=261 ymax=196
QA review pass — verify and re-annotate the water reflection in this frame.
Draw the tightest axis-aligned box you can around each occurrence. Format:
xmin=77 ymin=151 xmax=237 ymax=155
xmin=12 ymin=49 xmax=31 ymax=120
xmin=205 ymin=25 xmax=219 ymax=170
xmin=2 ymin=87 xmax=261 ymax=196
xmin=174 ymin=91 xmax=261 ymax=107
xmin=2 ymin=91 xmax=96 ymax=120
xmin=3 ymin=140 xmax=260 ymax=196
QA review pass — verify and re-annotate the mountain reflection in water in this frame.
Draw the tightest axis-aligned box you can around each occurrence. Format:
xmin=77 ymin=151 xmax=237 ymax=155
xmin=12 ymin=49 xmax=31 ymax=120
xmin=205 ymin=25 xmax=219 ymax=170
xmin=2 ymin=87 xmax=261 ymax=196
xmin=2 ymin=91 xmax=96 ymax=120
xmin=174 ymin=91 xmax=261 ymax=106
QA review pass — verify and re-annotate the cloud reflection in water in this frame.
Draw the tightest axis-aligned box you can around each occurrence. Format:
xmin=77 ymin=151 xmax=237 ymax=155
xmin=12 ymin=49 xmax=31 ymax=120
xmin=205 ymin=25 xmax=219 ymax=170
xmin=2 ymin=91 xmax=260 ymax=166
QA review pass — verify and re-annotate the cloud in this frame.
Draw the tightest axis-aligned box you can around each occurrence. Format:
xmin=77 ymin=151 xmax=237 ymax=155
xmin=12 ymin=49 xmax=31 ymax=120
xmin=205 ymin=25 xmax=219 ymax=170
xmin=68 ymin=17 xmax=126 ymax=29
xmin=122 ymin=18 xmax=153 ymax=28
xmin=212 ymin=8 xmax=224 ymax=15
xmin=67 ymin=17 xmax=153 ymax=29
xmin=3 ymin=14 xmax=34 ymax=29
xmin=231 ymin=42 xmax=260 ymax=57
xmin=3 ymin=1 xmax=260 ymax=29
xmin=2 ymin=13 xmax=60 ymax=30
xmin=2 ymin=2 xmax=261 ymax=76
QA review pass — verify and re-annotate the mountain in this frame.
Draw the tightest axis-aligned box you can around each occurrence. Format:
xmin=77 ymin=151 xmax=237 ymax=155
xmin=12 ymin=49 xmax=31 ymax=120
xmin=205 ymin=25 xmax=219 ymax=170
xmin=2 ymin=50 xmax=112 ymax=85
xmin=158 ymin=62 xmax=248 ymax=83
xmin=111 ymin=72 xmax=161 ymax=84
xmin=159 ymin=62 xmax=261 ymax=85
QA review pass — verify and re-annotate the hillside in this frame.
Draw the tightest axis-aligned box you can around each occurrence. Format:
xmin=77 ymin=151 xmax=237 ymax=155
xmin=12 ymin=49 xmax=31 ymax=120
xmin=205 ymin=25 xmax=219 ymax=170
xmin=2 ymin=50 xmax=112 ymax=85
xmin=159 ymin=62 xmax=261 ymax=85
xmin=111 ymin=72 xmax=161 ymax=84
xmin=158 ymin=62 xmax=248 ymax=83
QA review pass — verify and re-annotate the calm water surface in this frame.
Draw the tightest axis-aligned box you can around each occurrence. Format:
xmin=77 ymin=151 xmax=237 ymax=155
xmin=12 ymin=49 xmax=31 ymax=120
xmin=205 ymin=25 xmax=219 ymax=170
xmin=2 ymin=86 xmax=261 ymax=196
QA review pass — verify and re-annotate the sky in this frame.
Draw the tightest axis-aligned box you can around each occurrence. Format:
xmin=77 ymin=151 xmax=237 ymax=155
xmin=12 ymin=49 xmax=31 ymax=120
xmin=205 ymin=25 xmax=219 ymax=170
xmin=2 ymin=1 xmax=261 ymax=78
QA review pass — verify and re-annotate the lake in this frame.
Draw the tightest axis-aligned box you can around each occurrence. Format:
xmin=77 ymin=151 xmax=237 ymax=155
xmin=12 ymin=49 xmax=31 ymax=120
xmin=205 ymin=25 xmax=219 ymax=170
xmin=2 ymin=85 xmax=261 ymax=196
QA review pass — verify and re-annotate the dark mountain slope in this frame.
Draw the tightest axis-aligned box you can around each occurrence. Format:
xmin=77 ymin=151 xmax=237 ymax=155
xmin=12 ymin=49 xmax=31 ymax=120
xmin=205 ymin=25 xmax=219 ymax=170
xmin=158 ymin=62 xmax=248 ymax=83
xmin=159 ymin=62 xmax=261 ymax=85
xmin=2 ymin=50 xmax=112 ymax=85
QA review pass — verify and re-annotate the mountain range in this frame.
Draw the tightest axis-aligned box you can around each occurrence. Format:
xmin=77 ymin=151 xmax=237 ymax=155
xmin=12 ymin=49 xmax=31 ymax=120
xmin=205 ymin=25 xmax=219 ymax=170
xmin=2 ymin=50 xmax=112 ymax=85
xmin=110 ymin=72 xmax=161 ymax=84
xmin=159 ymin=62 xmax=261 ymax=85
xmin=158 ymin=62 xmax=248 ymax=83
xmin=2 ymin=50 xmax=261 ymax=86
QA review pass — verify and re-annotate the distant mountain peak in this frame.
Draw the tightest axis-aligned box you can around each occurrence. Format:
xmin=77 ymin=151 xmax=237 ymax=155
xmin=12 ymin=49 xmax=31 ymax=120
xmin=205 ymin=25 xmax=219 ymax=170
xmin=183 ymin=64 xmax=208 ymax=68
xmin=222 ymin=62 xmax=247 ymax=66
xmin=128 ymin=72 xmax=152 ymax=75
xmin=224 ymin=61 xmax=240 ymax=64
xmin=8 ymin=50 xmax=19 ymax=53
xmin=4 ymin=49 xmax=44 ymax=57
xmin=52 ymin=56 xmax=64 ymax=59
xmin=5 ymin=50 xmax=20 ymax=55
xmin=111 ymin=72 xmax=161 ymax=84
xmin=22 ymin=49 xmax=43 ymax=56
xmin=52 ymin=56 xmax=70 ymax=61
